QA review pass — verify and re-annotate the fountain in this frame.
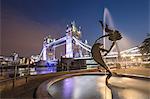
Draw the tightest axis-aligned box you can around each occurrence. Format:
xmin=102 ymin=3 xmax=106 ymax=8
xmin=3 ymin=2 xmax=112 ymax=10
xmin=103 ymin=8 xmax=135 ymax=52
xmin=103 ymin=8 xmax=115 ymax=49
xmin=36 ymin=8 xmax=149 ymax=99
xmin=102 ymin=8 xmax=122 ymax=61
xmin=92 ymin=18 xmax=122 ymax=84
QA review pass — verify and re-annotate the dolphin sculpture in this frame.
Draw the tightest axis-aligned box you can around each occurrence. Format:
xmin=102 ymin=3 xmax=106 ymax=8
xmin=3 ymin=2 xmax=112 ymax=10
xmin=91 ymin=20 xmax=122 ymax=82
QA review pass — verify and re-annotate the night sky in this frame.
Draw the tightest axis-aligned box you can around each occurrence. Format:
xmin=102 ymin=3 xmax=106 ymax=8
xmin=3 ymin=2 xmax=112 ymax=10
xmin=1 ymin=0 xmax=149 ymax=57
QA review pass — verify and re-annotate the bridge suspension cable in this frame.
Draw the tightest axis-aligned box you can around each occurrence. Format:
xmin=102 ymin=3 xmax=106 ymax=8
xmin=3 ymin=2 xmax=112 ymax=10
xmin=72 ymin=37 xmax=91 ymax=52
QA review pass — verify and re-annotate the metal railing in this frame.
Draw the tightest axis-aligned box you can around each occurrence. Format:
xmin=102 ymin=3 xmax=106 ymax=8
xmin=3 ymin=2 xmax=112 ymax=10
xmin=0 ymin=64 xmax=31 ymax=89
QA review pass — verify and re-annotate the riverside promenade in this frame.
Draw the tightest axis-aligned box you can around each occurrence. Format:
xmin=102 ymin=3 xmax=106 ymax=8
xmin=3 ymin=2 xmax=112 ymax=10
xmin=0 ymin=67 xmax=149 ymax=99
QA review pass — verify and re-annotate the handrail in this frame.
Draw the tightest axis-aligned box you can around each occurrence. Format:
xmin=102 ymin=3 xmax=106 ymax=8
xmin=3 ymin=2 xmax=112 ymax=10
xmin=0 ymin=75 xmax=29 ymax=83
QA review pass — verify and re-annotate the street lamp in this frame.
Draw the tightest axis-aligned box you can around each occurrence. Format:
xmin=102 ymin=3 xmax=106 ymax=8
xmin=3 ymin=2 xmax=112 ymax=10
xmin=138 ymin=58 xmax=142 ymax=67
xmin=122 ymin=53 xmax=127 ymax=68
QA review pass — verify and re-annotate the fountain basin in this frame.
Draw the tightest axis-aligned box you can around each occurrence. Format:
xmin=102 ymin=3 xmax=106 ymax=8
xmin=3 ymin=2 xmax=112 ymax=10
xmin=36 ymin=72 xmax=150 ymax=99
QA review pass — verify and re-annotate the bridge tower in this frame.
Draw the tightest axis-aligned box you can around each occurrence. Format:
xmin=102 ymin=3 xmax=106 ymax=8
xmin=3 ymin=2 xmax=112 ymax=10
xmin=65 ymin=23 xmax=73 ymax=58
xmin=43 ymin=45 xmax=47 ymax=61
xmin=65 ymin=21 xmax=82 ymax=58
xmin=42 ymin=35 xmax=54 ymax=61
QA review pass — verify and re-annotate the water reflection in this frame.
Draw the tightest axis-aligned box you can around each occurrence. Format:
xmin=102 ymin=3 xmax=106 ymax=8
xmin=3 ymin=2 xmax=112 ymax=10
xmin=97 ymin=76 xmax=112 ymax=99
xmin=48 ymin=75 xmax=149 ymax=99
xmin=34 ymin=66 xmax=57 ymax=74
xmin=63 ymin=78 xmax=74 ymax=99
xmin=106 ymin=76 xmax=150 ymax=99
xmin=18 ymin=66 xmax=57 ymax=76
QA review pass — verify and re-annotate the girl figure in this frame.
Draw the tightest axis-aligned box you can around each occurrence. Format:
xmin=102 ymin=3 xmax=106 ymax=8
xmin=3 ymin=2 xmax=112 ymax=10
xmin=92 ymin=21 xmax=122 ymax=83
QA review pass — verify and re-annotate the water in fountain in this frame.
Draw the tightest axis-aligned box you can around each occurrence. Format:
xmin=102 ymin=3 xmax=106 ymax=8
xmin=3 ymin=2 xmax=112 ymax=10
xmin=118 ymin=33 xmax=135 ymax=51
xmin=103 ymin=8 xmax=135 ymax=52
xmin=103 ymin=8 xmax=115 ymax=29
xmin=103 ymin=8 xmax=115 ymax=50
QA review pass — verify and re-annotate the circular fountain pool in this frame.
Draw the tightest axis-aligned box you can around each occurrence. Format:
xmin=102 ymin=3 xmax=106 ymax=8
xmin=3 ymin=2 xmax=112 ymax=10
xmin=47 ymin=75 xmax=149 ymax=99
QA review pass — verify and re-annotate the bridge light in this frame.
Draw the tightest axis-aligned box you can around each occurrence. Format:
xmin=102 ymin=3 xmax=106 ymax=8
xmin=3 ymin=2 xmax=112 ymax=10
xmin=48 ymin=53 xmax=53 ymax=56
xmin=85 ymin=40 xmax=88 ymax=44
xmin=72 ymin=26 xmax=76 ymax=32
xmin=130 ymin=56 xmax=134 ymax=60
xmin=122 ymin=53 xmax=126 ymax=58
xmin=138 ymin=58 xmax=141 ymax=62
xmin=132 ymin=59 xmax=136 ymax=62
xmin=78 ymin=31 xmax=81 ymax=34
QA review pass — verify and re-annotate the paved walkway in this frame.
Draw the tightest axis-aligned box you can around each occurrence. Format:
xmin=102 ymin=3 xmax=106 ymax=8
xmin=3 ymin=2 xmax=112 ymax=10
xmin=113 ymin=67 xmax=150 ymax=76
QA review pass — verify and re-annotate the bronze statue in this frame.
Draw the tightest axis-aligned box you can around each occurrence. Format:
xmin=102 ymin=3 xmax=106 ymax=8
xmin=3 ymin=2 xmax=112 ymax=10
xmin=91 ymin=20 xmax=122 ymax=83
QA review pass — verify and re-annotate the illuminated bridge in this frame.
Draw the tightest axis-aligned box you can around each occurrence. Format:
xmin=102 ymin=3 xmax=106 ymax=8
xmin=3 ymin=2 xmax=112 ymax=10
xmin=32 ymin=22 xmax=141 ymax=63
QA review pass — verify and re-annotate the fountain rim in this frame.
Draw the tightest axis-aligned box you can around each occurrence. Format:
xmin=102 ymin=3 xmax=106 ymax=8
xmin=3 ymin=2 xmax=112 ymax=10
xmin=35 ymin=71 xmax=149 ymax=98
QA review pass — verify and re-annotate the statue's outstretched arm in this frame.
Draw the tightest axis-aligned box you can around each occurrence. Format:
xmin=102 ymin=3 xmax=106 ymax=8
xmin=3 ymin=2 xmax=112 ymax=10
xmin=95 ymin=34 xmax=109 ymax=43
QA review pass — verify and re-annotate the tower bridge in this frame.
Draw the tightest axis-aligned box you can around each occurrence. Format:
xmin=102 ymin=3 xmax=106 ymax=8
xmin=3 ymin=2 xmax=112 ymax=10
xmin=33 ymin=22 xmax=141 ymax=63
xmin=36 ymin=21 xmax=91 ymax=62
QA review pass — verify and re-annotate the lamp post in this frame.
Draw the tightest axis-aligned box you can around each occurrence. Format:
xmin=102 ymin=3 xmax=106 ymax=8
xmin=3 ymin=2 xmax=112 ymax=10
xmin=138 ymin=57 xmax=142 ymax=67
xmin=130 ymin=56 xmax=135 ymax=67
xmin=122 ymin=53 xmax=127 ymax=68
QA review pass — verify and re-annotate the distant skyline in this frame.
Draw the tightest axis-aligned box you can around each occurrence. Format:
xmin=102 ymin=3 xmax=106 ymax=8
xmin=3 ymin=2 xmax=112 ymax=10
xmin=1 ymin=0 xmax=149 ymax=57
